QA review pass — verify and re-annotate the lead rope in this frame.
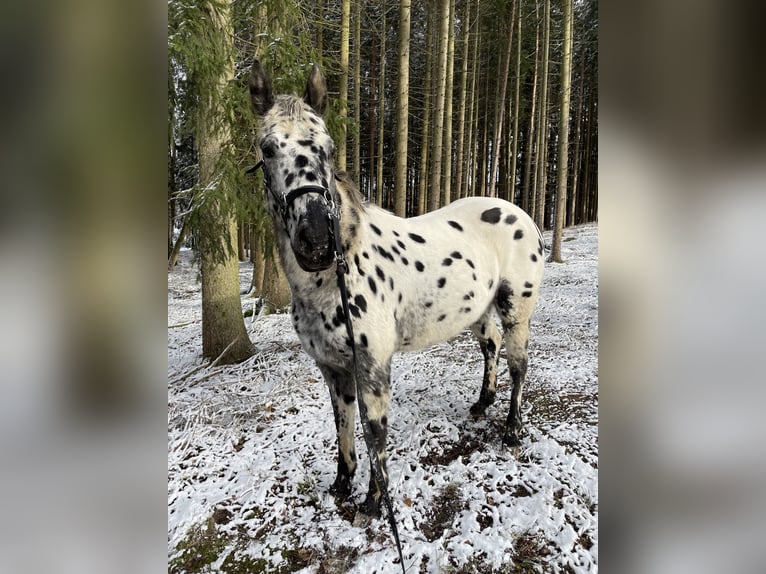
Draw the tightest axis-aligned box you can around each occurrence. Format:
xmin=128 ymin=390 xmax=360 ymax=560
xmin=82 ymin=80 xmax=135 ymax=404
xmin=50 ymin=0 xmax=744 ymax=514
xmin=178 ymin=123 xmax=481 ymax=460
xmin=331 ymin=214 xmax=407 ymax=574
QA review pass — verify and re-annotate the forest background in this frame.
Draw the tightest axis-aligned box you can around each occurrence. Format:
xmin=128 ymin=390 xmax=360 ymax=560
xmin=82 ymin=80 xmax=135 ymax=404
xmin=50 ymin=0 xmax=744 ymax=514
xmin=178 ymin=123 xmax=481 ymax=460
xmin=168 ymin=0 xmax=598 ymax=363
xmin=2 ymin=1 xmax=765 ymax=573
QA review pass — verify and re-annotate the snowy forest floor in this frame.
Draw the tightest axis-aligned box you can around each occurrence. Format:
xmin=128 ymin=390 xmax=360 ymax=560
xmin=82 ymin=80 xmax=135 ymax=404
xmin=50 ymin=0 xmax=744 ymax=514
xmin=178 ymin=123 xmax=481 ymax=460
xmin=168 ymin=223 xmax=598 ymax=573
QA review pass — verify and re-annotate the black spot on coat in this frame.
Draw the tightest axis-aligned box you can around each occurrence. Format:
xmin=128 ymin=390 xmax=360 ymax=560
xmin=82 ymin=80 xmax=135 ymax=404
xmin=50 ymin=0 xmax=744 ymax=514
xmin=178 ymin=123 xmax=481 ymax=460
xmin=408 ymin=233 xmax=426 ymax=244
xmin=448 ymin=220 xmax=464 ymax=231
xmin=354 ymin=295 xmax=367 ymax=312
xmin=481 ymin=207 xmax=502 ymax=224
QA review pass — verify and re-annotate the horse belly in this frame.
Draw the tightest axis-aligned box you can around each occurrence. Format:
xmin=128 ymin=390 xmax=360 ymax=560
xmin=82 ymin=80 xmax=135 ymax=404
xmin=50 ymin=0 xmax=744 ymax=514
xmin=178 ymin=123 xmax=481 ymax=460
xmin=394 ymin=265 xmax=499 ymax=352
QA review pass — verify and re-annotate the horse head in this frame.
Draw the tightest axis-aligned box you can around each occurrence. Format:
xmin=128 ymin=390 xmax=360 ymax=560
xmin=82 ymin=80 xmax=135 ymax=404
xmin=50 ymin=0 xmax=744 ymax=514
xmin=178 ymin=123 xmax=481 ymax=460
xmin=249 ymin=60 xmax=337 ymax=273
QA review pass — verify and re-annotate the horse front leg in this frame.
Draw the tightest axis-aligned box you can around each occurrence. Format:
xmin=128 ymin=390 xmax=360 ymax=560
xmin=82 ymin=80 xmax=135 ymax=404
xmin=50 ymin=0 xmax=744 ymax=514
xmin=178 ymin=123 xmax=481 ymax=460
xmin=355 ymin=355 xmax=392 ymax=519
xmin=318 ymin=363 xmax=357 ymax=497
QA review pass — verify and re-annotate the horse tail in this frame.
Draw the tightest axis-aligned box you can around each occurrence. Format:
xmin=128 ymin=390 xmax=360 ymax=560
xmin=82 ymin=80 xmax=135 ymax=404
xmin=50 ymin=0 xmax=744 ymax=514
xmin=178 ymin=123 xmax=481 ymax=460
xmin=532 ymin=221 xmax=549 ymax=253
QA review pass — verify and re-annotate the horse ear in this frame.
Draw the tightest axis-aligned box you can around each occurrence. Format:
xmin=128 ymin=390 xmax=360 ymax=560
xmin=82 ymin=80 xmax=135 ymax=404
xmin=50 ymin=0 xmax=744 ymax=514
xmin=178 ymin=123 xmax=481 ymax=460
xmin=249 ymin=59 xmax=273 ymax=116
xmin=304 ymin=63 xmax=327 ymax=116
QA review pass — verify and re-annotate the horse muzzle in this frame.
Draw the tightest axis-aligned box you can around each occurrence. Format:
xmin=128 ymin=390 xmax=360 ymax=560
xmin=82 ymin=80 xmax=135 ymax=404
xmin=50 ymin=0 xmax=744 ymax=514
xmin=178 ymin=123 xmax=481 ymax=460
xmin=291 ymin=207 xmax=335 ymax=272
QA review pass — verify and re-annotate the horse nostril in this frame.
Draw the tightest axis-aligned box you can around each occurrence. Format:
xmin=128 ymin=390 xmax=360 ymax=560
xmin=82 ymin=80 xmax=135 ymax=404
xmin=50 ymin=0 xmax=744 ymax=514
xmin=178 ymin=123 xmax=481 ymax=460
xmin=296 ymin=223 xmax=328 ymax=255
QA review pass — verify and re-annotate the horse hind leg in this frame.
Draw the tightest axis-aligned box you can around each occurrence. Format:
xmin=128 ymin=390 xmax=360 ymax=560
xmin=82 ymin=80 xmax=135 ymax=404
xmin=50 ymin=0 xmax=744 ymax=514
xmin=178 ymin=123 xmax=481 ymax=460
xmin=469 ymin=311 xmax=502 ymax=417
xmin=495 ymin=280 xmax=535 ymax=446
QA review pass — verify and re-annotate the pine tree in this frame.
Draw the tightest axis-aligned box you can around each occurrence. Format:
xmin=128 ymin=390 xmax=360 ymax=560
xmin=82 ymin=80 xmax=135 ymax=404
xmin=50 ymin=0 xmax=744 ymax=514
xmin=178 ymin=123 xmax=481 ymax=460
xmin=394 ymin=0 xmax=411 ymax=216
xmin=550 ymin=0 xmax=574 ymax=262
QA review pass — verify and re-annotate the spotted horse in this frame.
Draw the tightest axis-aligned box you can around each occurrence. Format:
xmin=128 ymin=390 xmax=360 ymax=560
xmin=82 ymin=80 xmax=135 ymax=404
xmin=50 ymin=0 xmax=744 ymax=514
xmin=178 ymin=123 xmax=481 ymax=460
xmin=249 ymin=61 xmax=544 ymax=524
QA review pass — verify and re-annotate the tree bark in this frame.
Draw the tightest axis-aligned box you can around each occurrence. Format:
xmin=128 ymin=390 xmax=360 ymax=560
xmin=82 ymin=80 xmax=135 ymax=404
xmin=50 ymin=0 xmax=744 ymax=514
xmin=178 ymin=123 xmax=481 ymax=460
xmin=549 ymin=0 xmax=573 ymax=263
xmin=376 ymin=0 xmax=387 ymax=207
xmin=534 ymin=0 xmax=551 ymax=230
xmin=569 ymin=46 xmax=585 ymax=227
xmin=453 ymin=0 xmax=472 ymax=204
xmin=394 ymin=0 xmax=411 ymax=216
xmin=428 ymin=0 xmax=450 ymax=211
xmin=338 ymin=0 xmax=350 ymax=171
xmin=522 ymin=1 xmax=540 ymax=214
xmin=510 ymin=3 xmax=522 ymax=203
xmin=352 ymin=0 xmax=361 ymax=182
xmin=168 ymin=210 xmax=190 ymax=269
xmin=488 ymin=0 xmax=517 ymax=199
xmin=198 ymin=0 xmax=251 ymax=363
xmin=464 ymin=13 xmax=480 ymax=198
xmin=441 ymin=0 xmax=456 ymax=205
xmin=478 ymin=67 xmax=491 ymax=198
xmin=416 ymin=1 xmax=434 ymax=215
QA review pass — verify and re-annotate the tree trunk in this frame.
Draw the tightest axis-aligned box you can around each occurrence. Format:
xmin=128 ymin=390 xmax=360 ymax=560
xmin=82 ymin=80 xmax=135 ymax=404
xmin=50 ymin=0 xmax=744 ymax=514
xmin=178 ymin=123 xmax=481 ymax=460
xmin=417 ymin=1 xmax=434 ymax=215
xmin=249 ymin=2 xmax=291 ymax=308
xmin=488 ymin=0 xmax=517 ymax=199
xmin=441 ymin=0 xmax=456 ymax=205
xmin=376 ymin=0 xmax=387 ymax=207
xmin=510 ymin=3 xmax=522 ymax=203
xmin=198 ymin=0 xmax=251 ymax=363
xmin=260 ymin=244 xmax=291 ymax=311
xmin=534 ymin=0 xmax=551 ymax=231
xmin=568 ymin=47 xmax=585 ymax=227
xmin=394 ymin=0 xmax=411 ymax=216
xmin=522 ymin=1 xmax=540 ymax=215
xmin=478 ymin=67 xmax=491 ymax=198
xmin=464 ymin=13 xmax=480 ymax=198
xmin=453 ymin=0 xmax=471 ymax=205
xmin=549 ymin=0 xmax=573 ymax=263
xmin=168 ymin=210 xmax=190 ymax=269
xmin=338 ymin=0 xmax=350 ymax=171
xmin=168 ymin=80 xmax=177 ymax=257
xmin=428 ymin=0 xmax=450 ymax=211
xmin=368 ymin=15 xmax=378 ymax=201
xmin=352 ymin=0 xmax=361 ymax=182
xmin=237 ymin=219 xmax=246 ymax=261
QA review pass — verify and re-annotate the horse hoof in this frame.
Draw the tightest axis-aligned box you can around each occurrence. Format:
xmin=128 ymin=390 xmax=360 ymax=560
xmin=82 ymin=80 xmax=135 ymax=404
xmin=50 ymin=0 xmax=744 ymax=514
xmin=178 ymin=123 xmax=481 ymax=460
xmin=357 ymin=495 xmax=382 ymax=519
xmin=503 ymin=433 xmax=521 ymax=447
xmin=329 ymin=479 xmax=352 ymax=498
xmin=469 ymin=403 xmax=487 ymax=417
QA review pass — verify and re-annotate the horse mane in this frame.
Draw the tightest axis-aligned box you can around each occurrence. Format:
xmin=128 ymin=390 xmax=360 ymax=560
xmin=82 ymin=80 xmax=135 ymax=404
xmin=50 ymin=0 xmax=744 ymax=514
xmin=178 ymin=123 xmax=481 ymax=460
xmin=274 ymin=94 xmax=311 ymax=120
xmin=334 ymin=171 xmax=366 ymax=213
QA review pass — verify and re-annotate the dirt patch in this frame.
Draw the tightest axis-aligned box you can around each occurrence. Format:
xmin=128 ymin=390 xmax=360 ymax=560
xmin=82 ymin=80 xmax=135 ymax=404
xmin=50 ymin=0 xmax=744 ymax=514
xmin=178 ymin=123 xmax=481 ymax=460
xmin=419 ymin=420 xmax=502 ymax=467
xmin=509 ymin=530 xmax=553 ymax=573
xmin=421 ymin=483 xmax=466 ymax=542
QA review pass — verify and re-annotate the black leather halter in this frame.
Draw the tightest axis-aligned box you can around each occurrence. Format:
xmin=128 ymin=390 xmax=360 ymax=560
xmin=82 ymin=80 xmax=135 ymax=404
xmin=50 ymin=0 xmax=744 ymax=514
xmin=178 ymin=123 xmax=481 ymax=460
xmin=246 ymin=160 xmax=339 ymax=227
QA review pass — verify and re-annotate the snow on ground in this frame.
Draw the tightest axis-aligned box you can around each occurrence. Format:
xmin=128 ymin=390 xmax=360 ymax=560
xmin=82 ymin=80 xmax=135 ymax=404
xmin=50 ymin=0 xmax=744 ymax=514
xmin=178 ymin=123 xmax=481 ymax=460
xmin=168 ymin=223 xmax=598 ymax=573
